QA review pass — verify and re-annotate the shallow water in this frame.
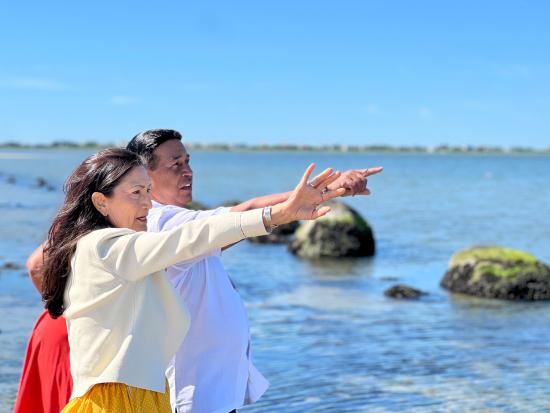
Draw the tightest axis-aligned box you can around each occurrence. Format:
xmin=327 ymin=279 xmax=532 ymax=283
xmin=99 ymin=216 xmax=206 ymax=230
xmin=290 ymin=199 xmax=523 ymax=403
xmin=1 ymin=150 xmax=550 ymax=412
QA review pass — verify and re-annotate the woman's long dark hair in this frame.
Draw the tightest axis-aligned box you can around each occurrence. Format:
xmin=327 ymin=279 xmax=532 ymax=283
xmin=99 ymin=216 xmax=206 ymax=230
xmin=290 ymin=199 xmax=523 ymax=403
xmin=42 ymin=148 xmax=143 ymax=318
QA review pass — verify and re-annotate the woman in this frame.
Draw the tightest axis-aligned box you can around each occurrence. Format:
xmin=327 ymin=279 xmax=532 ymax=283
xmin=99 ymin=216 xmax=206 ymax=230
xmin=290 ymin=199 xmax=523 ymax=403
xmin=37 ymin=148 xmax=342 ymax=412
xmin=13 ymin=244 xmax=72 ymax=413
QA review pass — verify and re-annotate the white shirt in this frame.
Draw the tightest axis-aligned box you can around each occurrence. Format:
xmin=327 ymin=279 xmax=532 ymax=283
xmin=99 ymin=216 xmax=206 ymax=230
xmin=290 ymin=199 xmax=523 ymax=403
xmin=64 ymin=210 xmax=268 ymax=400
xmin=148 ymin=201 xmax=269 ymax=413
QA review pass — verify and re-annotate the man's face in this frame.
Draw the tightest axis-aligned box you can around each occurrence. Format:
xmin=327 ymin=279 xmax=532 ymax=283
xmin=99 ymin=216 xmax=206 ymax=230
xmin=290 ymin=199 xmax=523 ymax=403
xmin=148 ymin=139 xmax=193 ymax=207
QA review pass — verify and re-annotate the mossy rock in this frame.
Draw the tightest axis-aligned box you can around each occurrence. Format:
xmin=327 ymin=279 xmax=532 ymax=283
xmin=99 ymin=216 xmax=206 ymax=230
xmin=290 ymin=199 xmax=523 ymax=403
xmin=249 ymin=221 xmax=300 ymax=244
xmin=440 ymin=246 xmax=550 ymax=300
xmin=288 ymin=201 xmax=375 ymax=258
xmin=185 ymin=201 xmax=209 ymax=211
xmin=221 ymin=199 xmax=242 ymax=207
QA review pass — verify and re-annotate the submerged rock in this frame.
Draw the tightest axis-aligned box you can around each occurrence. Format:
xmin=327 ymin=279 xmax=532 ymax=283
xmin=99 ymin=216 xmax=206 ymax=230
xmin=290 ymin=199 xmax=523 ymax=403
xmin=1 ymin=261 xmax=22 ymax=271
xmin=36 ymin=177 xmax=48 ymax=187
xmin=384 ymin=284 xmax=427 ymax=299
xmin=249 ymin=221 xmax=300 ymax=244
xmin=440 ymin=246 xmax=550 ymax=300
xmin=185 ymin=201 xmax=209 ymax=211
xmin=221 ymin=199 xmax=242 ymax=207
xmin=288 ymin=201 xmax=375 ymax=258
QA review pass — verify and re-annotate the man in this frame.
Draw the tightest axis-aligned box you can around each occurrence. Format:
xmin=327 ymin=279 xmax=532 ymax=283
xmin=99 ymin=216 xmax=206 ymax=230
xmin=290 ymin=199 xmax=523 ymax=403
xmin=127 ymin=129 xmax=382 ymax=413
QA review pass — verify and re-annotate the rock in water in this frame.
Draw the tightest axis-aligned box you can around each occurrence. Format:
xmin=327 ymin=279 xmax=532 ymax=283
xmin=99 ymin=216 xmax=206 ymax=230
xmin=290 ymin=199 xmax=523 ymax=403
xmin=1 ymin=261 xmax=22 ymax=271
xmin=288 ymin=201 xmax=375 ymax=258
xmin=185 ymin=201 xmax=209 ymax=211
xmin=249 ymin=221 xmax=300 ymax=244
xmin=36 ymin=177 xmax=48 ymax=187
xmin=440 ymin=246 xmax=550 ymax=300
xmin=384 ymin=284 xmax=427 ymax=299
xmin=221 ymin=199 xmax=242 ymax=207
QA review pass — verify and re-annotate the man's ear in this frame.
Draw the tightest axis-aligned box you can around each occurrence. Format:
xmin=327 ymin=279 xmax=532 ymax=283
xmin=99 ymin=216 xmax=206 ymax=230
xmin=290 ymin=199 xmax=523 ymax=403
xmin=91 ymin=192 xmax=109 ymax=217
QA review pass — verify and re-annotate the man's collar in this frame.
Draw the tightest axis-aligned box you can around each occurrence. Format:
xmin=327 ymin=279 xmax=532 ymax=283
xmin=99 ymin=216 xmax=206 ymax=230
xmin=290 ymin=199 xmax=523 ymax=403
xmin=151 ymin=200 xmax=165 ymax=208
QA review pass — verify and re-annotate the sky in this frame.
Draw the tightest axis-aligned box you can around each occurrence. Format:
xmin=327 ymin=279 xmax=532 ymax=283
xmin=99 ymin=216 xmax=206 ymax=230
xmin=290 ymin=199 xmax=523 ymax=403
xmin=0 ymin=1 xmax=549 ymax=148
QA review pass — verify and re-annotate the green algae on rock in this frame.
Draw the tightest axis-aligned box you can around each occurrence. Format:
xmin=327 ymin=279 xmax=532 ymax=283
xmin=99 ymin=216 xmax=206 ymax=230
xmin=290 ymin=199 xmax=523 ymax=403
xmin=185 ymin=201 xmax=209 ymax=211
xmin=249 ymin=221 xmax=300 ymax=244
xmin=288 ymin=201 xmax=375 ymax=258
xmin=441 ymin=246 xmax=550 ymax=300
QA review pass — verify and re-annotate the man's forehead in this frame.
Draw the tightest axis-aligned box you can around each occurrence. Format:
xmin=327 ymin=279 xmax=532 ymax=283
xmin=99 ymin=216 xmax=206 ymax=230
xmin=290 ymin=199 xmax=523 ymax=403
xmin=154 ymin=140 xmax=189 ymax=159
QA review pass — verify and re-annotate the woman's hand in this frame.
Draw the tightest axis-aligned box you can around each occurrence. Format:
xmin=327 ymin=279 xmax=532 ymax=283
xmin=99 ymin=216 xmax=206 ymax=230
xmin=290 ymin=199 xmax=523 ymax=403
xmin=270 ymin=164 xmax=347 ymax=225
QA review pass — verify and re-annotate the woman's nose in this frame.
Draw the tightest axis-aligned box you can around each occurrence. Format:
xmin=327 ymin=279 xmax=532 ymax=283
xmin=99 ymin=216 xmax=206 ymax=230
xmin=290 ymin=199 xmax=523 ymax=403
xmin=143 ymin=193 xmax=153 ymax=210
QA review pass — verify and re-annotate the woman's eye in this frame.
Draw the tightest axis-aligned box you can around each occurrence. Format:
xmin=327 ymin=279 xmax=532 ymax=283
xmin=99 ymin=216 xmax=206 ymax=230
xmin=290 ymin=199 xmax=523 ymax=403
xmin=132 ymin=190 xmax=140 ymax=195
xmin=172 ymin=162 xmax=180 ymax=168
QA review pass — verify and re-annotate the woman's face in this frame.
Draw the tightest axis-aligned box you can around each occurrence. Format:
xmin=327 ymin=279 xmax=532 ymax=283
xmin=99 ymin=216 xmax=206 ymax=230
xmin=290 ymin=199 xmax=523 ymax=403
xmin=95 ymin=166 xmax=153 ymax=231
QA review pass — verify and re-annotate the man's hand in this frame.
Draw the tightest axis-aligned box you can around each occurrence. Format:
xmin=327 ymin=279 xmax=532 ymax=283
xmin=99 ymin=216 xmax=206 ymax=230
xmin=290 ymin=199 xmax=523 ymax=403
xmin=327 ymin=167 xmax=383 ymax=196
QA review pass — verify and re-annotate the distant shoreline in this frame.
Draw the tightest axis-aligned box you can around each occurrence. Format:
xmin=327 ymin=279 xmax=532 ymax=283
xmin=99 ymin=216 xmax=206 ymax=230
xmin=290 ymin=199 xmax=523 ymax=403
xmin=1 ymin=141 xmax=549 ymax=155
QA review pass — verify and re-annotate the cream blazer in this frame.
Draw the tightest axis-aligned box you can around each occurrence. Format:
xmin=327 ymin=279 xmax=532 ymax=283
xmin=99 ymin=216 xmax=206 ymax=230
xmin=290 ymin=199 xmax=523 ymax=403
xmin=63 ymin=209 xmax=267 ymax=399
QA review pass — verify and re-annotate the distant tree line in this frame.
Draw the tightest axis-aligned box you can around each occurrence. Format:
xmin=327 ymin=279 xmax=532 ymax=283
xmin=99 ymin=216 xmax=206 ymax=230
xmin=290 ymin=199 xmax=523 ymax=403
xmin=1 ymin=140 xmax=549 ymax=155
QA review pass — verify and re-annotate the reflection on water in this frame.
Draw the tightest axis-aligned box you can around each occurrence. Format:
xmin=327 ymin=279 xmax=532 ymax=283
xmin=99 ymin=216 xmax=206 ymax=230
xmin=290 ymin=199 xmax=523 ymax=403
xmin=1 ymin=150 xmax=550 ymax=411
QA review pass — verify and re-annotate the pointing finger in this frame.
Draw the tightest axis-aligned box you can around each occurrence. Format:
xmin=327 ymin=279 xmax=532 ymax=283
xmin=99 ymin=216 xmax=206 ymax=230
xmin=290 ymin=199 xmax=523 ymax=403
xmin=360 ymin=167 xmax=384 ymax=177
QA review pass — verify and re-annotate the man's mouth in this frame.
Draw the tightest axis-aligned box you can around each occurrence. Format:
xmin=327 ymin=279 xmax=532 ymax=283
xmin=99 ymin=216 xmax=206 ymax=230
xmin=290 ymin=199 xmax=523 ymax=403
xmin=180 ymin=183 xmax=192 ymax=191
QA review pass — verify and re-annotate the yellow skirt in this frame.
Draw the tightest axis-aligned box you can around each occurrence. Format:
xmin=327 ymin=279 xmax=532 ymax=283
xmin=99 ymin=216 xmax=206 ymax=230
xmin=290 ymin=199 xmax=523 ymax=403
xmin=61 ymin=381 xmax=171 ymax=413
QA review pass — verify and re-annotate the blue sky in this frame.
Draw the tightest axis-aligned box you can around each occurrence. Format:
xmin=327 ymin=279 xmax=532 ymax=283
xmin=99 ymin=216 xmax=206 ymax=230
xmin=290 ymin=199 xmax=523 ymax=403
xmin=1 ymin=1 xmax=549 ymax=148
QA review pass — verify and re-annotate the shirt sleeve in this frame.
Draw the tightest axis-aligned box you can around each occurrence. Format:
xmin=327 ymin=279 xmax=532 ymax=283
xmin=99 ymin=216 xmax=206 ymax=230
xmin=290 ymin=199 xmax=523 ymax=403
xmin=160 ymin=207 xmax=231 ymax=231
xmin=92 ymin=209 xmax=267 ymax=282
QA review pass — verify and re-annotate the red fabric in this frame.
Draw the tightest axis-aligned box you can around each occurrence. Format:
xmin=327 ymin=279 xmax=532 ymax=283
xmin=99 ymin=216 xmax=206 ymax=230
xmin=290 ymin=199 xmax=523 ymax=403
xmin=13 ymin=310 xmax=72 ymax=413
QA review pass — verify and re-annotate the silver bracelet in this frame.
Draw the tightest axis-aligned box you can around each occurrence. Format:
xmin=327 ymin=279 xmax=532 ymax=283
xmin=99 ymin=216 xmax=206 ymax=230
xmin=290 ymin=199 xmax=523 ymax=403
xmin=262 ymin=206 xmax=277 ymax=234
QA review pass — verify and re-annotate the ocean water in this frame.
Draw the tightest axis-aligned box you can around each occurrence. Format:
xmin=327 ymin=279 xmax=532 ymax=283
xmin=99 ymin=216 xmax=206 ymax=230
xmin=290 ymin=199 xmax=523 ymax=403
xmin=1 ymin=149 xmax=550 ymax=412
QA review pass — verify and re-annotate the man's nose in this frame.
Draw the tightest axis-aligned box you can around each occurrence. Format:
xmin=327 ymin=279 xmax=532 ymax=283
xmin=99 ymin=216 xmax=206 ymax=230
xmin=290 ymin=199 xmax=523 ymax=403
xmin=182 ymin=165 xmax=193 ymax=176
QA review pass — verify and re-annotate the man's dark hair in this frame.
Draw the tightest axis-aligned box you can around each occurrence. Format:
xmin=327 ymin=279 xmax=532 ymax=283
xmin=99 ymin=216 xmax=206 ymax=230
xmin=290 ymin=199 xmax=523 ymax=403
xmin=126 ymin=129 xmax=182 ymax=169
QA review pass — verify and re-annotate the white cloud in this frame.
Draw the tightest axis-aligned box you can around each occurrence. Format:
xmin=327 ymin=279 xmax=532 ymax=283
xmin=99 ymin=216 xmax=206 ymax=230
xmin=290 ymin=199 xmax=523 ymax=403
xmin=362 ymin=103 xmax=380 ymax=115
xmin=418 ymin=106 xmax=433 ymax=119
xmin=495 ymin=64 xmax=533 ymax=79
xmin=111 ymin=95 xmax=142 ymax=105
xmin=0 ymin=76 xmax=66 ymax=91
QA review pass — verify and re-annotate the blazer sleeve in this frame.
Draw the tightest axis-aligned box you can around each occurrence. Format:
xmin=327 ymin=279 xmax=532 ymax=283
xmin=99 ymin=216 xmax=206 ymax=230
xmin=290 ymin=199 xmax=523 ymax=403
xmin=92 ymin=209 xmax=267 ymax=281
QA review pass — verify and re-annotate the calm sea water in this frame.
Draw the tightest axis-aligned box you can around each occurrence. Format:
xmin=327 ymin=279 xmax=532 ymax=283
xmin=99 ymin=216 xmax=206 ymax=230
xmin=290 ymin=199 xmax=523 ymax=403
xmin=1 ymin=150 xmax=550 ymax=412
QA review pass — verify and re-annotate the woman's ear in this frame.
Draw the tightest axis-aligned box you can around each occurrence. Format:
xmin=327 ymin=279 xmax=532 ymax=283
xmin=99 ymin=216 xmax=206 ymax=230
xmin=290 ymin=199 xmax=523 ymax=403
xmin=91 ymin=192 xmax=109 ymax=217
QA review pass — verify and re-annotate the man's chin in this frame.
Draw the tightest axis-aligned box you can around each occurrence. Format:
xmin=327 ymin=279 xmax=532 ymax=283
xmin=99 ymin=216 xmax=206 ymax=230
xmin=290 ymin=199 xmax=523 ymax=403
xmin=175 ymin=195 xmax=192 ymax=208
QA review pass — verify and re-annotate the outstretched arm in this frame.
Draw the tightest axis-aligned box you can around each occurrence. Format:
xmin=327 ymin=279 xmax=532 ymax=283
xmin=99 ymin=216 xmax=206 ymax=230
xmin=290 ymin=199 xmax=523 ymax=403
xmin=229 ymin=191 xmax=292 ymax=212
xmin=96 ymin=164 xmax=346 ymax=281
xmin=229 ymin=167 xmax=383 ymax=212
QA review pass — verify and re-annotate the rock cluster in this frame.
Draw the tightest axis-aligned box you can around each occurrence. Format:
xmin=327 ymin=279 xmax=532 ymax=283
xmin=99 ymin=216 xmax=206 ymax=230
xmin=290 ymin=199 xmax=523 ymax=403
xmin=440 ymin=246 xmax=550 ymax=300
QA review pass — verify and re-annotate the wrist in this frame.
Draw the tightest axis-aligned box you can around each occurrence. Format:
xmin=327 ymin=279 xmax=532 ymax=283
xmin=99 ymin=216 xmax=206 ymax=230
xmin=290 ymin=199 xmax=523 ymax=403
xmin=270 ymin=203 xmax=291 ymax=226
